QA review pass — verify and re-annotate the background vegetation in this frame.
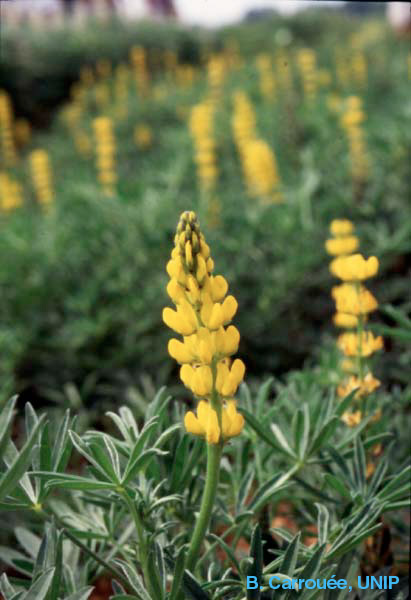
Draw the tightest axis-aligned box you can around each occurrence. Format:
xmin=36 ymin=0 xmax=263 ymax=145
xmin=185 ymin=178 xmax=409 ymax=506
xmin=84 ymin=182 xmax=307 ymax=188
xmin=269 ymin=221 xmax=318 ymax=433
xmin=0 ymin=7 xmax=409 ymax=600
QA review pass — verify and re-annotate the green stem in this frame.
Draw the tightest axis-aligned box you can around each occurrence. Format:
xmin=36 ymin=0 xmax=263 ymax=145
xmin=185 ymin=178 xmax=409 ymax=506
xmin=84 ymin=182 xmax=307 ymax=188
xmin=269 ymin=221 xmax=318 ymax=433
xmin=186 ymin=441 xmax=223 ymax=572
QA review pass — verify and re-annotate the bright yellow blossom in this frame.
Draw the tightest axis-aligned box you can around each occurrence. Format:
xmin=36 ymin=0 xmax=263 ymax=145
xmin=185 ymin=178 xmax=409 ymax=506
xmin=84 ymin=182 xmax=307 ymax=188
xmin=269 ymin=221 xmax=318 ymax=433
xmin=332 ymin=283 xmax=378 ymax=315
xmin=330 ymin=253 xmax=379 ymax=281
xmin=341 ymin=410 xmax=362 ymax=427
xmin=164 ymin=211 xmax=245 ymax=444
xmin=184 ymin=399 xmax=244 ymax=444
xmin=333 ymin=312 xmax=359 ymax=328
xmin=337 ymin=331 xmax=383 ymax=357
xmin=337 ymin=372 xmax=381 ymax=398
xmin=325 ymin=236 xmax=359 ymax=256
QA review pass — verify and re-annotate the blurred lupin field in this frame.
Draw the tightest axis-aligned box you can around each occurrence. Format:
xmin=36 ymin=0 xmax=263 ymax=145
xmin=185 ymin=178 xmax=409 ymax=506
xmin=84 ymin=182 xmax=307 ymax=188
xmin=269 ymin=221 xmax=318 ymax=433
xmin=0 ymin=1 xmax=410 ymax=599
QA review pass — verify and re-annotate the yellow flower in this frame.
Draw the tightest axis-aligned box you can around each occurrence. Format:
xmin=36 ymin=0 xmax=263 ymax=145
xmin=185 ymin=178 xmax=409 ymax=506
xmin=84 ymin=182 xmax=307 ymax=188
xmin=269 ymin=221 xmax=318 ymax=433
xmin=325 ymin=236 xmax=359 ymax=256
xmin=165 ymin=211 xmax=245 ymax=444
xmin=337 ymin=372 xmax=381 ymax=398
xmin=332 ymin=283 xmax=378 ymax=315
xmin=337 ymin=331 xmax=383 ymax=357
xmin=243 ymin=138 xmax=282 ymax=202
xmin=341 ymin=410 xmax=362 ymax=427
xmin=330 ymin=253 xmax=379 ymax=281
xmin=184 ymin=399 xmax=244 ymax=443
xmin=333 ymin=312 xmax=359 ymax=328
xmin=134 ymin=125 xmax=152 ymax=149
xmin=29 ymin=149 xmax=53 ymax=206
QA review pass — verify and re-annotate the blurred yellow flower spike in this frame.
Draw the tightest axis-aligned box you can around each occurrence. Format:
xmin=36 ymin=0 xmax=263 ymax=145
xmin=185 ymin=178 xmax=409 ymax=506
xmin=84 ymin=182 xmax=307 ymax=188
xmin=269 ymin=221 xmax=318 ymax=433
xmin=92 ymin=117 xmax=117 ymax=196
xmin=164 ymin=211 xmax=245 ymax=444
xmin=29 ymin=149 xmax=53 ymax=207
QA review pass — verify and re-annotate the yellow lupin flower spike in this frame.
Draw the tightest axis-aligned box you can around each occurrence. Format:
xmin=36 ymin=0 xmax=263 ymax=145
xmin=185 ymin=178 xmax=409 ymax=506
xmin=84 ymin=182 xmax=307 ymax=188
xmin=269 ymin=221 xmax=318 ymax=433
xmin=164 ymin=211 xmax=245 ymax=444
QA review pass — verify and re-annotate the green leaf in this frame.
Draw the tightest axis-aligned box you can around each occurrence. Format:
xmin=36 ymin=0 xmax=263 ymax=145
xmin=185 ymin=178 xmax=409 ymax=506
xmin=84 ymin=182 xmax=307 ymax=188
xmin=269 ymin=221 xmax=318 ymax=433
xmin=153 ymin=424 xmax=181 ymax=450
xmin=31 ymin=473 xmax=117 ymax=491
xmin=208 ymin=534 xmax=241 ymax=574
xmin=298 ymin=543 xmax=326 ymax=581
xmin=327 ymin=524 xmax=382 ymax=559
xmin=181 ymin=569 xmax=211 ymax=600
xmin=0 ymin=415 xmax=46 ymax=503
xmin=63 ymin=588 xmax=94 ymax=600
xmin=256 ymin=378 xmax=274 ymax=416
xmin=270 ymin=424 xmax=296 ymax=459
xmin=293 ymin=405 xmax=310 ymax=459
xmin=24 ymin=404 xmax=39 ymax=437
xmin=334 ymin=390 xmax=357 ymax=418
xmin=240 ymin=408 xmax=289 ymax=456
xmin=323 ymin=474 xmax=351 ymax=500
xmin=146 ymin=549 xmax=164 ymax=600
xmin=122 ymin=448 xmax=167 ymax=485
xmin=169 ymin=547 xmax=186 ymax=600
xmin=247 ymin=471 xmax=292 ymax=512
xmin=14 ymin=528 xmax=41 ymax=559
xmin=315 ymin=504 xmax=329 ymax=546
xmin=68 ymin=431 xmax=113 ymax=482
xmin=308 ymin=416 xmax=340 ymax=457
xmin=378 ymin=465 xmax=411 ymax=501
xmin=353 ymin=437 xmax=366 ymax=495
xmin=52 ymin=411 xmax=73 ymax=472
xmin=23 ymin=567 xmax=55 ymax=600
xmin=0 ymin=397 xmax=17 ymax=459
xmin=246 ymin=525 xmax=263 ymax=600
xmin=114 ymin=560 xmax=151 ymax=600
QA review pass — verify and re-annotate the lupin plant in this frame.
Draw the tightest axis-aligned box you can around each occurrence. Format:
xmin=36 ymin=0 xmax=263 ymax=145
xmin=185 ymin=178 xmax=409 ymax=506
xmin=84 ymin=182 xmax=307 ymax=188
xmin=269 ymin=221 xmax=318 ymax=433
xmin=297 ymin=48 xmax=318 ymax=105
xmin=189 ymin=102 xmax=218 ymax=194
xmin=130 ymin=46 xmax=149 ymax=97
xmin=0 ymin=171 xmax=23 ymax=212
xmin=326 ymin=219 xmax=383 ymax=425
xmin=351 ymin=50 xmax=368 ymax=88
xmin=340 ymin=95 xmax=370 ymax=184
xmin=243 ymin=138 xmax=283 ymax=203
xmin=256 ymin=54 xmax=276 ymax=102
xmin=92 ymin=117 xmax=117 ymax=196
xmin=207 ymin=55 xmax=226 ymax=106
xmin=134 ymin=124 xmax=153 ymax=149
xmin=114 ymin=63 xmax=130 ymax=120
xmin=231 ymin=91 xmax=257 ymax=157
xmin=335 ymin=47 xmax=351 ymax=89
xmin=275 ymin=49 xmax=294 ymax=95
xmin=0 ymin=91 xmax=17 ymax=166
xmin=163 ymin=210 xmax=244 ymax=569
xmin=29 ymin=149 xmax=53 ymax=207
